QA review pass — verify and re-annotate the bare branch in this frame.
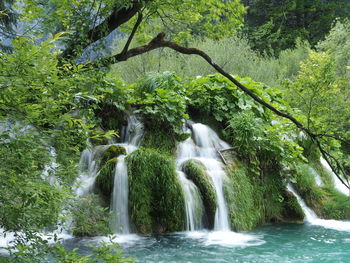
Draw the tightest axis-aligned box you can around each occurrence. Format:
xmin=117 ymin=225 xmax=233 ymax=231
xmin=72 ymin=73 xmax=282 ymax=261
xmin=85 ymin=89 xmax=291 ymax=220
xmin=120 ymin=11 xmax=143 ymax=55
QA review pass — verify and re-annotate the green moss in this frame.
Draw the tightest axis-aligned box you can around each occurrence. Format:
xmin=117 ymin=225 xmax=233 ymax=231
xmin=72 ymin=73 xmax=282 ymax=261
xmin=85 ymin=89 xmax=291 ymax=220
xmin=102 ymin=145 xmax=126 ymax=163
xmin=141 ymin=129 xmax=177 ymax=155
xmin=309 ymin=159 xmax=333 ymax=186
xmin=292 ymin=162 xmax=350 ymax=220
xmin=293 ymin=163 xmax=325 ymax=215
xmin=126 ymin=148 xmax=185 ymax=234
xmin=320 ymin=186 xmax=350 ymax=219
xmin=282 ymin=189 xmax=305 ymax=222
xmin=182 ymin=159 xmax=217 ymax=229
xmin=72 ymin=194 xmax=111 ymax=237
xmin=95 ymin=158 xmax=117 ymax=205
xmin=224 ymin=164 xmax=261 ymax=231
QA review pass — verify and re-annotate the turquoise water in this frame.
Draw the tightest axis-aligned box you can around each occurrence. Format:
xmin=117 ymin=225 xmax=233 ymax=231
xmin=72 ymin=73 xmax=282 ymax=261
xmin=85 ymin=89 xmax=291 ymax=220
xmin=62 ymin=223 xmax=350 ymax=263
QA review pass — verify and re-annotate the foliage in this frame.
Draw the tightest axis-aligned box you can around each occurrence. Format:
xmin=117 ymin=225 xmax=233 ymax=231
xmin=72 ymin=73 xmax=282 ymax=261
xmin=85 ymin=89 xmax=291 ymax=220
xmin=101 ymin=145 xmax=126 ymax=163
xmin=317 ymin=19 xmax=350 ymax=79
xmin=187 ymin=74 xmax=269 ymax=122
xmin=282 ymin=190 xmax=305 ymax=222
xmin=71 ymin=194 xmax=111 ymax=237
xmin=0 ymin=130 xmax=64 ymax=232
xmin=293 ymin=163 xmax=324 ymax=213
xmin=50 ymin=241 xmax=135 ymax=263
xmin=130 ymin=72 xmax=189 ymax=137
xmin=243 ymin=0 xmax=350 ymax=54
xmin=7 ymin=239 xmax=134 ymax=263
xmin=141 ymin=129 xmax=177 ymax=155
xmin=19 ymin=0 xmax=246 ymax=56
xmin=126 ymin=148 xmax=185 ymax=234
xmin=321 ymin=186 xmax=350 ymax=220
xmin=284 ymin=49 xmax=350 ymax=174
xmin=112 ymin=36 xmax=309 ymax=89
xmin=181 ymin=159 xmax=217 ymax=229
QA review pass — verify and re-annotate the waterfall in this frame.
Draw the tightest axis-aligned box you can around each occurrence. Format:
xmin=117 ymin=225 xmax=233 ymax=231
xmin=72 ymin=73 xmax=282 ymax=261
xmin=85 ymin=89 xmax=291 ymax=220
xmin=110 ymin=156 xmax=130 ymax=234
xmin=287 ymin=183 xmax=350 ymax=232
xmin=177 ymin=122 xmax=231 ymax=231
xmin=109 ymin=116 xmax=143 ymax=234
xmin=320 ymin=157 xmax=349 ymax=196
xmin=74 ymin=115 xmax=143 ymax=235
xmin=75 ymin=145 xmax=109 ymax=197
xmin=308 ymin=166 xmax=323 ymax=187
xmin=178 ymin=171 xmax=204 ymax=231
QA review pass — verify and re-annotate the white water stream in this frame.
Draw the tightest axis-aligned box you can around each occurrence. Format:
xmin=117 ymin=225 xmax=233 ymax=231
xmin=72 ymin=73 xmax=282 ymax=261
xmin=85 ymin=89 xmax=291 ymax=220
xmin=75 ymin=116 xmax=143 ymax=235
xmin=177 ymin=123 xmax=231 ymax=231
xmin=287 ymin=183 xmax=350 ymax=232
xmin=320 ymin=157 xmax=349 ymax=196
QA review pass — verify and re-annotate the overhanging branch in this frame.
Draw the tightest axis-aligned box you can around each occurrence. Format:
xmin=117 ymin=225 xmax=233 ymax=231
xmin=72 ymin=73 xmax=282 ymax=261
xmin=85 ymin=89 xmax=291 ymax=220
xmin=94 ymin=32 xmax=349 ymax=190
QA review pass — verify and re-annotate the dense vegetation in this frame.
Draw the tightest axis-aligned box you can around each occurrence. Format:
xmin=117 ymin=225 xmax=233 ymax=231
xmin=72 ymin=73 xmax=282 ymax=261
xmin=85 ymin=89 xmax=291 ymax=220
xmin=1 ymin=0 xmax=350 ymax=262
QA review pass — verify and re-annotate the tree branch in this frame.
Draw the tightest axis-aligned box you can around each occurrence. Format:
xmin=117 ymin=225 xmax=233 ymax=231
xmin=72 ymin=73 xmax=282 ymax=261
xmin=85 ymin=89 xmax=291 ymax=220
xmin=62 ymin=1 xmax=151 ymax=59
xmin=120 ymin=11 xmax=143 ymax=55
xmin=94 ymin=32 xmax=349 ymax=190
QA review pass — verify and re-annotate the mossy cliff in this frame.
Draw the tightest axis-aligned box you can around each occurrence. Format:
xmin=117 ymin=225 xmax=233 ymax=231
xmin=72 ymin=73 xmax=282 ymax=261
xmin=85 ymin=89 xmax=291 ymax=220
xmin=293 ymin=161 xmax=350 ymax=220
xmin=181 ymin=159 xmax=217 ymax=229
xmin=223 ymin=157 xmax=305 ymax=231
xmin=126 ymin=148 xmax=185 ymax=234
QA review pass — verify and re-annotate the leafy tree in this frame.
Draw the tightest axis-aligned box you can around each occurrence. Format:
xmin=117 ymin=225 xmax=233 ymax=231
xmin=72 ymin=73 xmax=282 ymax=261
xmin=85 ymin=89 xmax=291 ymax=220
xmin=0 ymin=0 xmax=17 ymax=51
xmin=243 ymin=0 xmax=350 ymax=54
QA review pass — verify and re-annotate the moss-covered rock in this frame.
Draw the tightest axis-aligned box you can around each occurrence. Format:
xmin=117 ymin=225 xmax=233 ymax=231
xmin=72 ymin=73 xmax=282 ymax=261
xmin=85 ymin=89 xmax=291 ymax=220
xmin=141 ymin=129 xmax=177 ymax=155
xmin=182 ymin=159 xmax=217 ymax=229
xmin=72 ymin=194 xmax=111 ymax=237
xmin=293 ymin=163 xmax=325 ymax=215
xmin=224 ymin=163 xmax=261 ymax=231
xmin=102 ymin=145 xmax=126 ymax=163
xmin=320 ymin=186 xmax=350 ymax=219
xmin=95 ymin=158 xmax=117 ymax=205
xmin=292 ymin=162 xmax=350 ymax=220
xmin=126 ymin=148 xmax=185 ymax=234
xmin=282 ymin=189 xmax=305 ymax=223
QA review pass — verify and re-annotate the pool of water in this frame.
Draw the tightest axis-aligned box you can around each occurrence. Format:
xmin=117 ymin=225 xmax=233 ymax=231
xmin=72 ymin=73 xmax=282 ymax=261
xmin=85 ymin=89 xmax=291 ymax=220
xmin=60 ymin=223 xmax=350 ymax=263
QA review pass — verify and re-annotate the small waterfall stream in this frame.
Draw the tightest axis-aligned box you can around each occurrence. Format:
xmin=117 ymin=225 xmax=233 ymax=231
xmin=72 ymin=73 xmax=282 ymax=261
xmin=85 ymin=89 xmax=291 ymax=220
xmin=177 ymin=122 xmax=231 ymax=231
xmin=109 ymin=116 xmax=143 ymax=234
xmin=75 ymin=116 xmax=143 ymax=234
xmin=287 ymin=183 xmax=350 ymax=232
xmin=320 ymin=157 xmax=349 ymax=196
xmin=110 ymin=156 xmax=130 ymax=234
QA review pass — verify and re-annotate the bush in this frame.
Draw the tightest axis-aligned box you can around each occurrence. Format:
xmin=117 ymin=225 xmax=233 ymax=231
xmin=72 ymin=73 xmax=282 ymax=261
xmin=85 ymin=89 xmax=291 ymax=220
xmin=72 ymin=194 xmax=111 ymax=237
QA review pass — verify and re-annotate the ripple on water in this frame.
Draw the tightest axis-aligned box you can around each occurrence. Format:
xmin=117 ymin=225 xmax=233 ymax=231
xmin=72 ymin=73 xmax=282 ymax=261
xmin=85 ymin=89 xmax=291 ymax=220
xmin=185 ymin=231 xmax=265 ymax=247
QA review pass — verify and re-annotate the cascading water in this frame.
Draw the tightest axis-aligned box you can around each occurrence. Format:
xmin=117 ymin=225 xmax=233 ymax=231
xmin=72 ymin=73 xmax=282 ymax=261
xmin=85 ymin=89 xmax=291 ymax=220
xmin=110 ymin=156 xmax=130 ymax=234
xmin=75 ymin=115 xmax=143 ymax=235
xmin=320 ymin=157 xmax=349 ymax=196
xmin=177 ymin=122 xmax=231 ymax=231
xmin=287 ymin=183 xmax=350 ymax=232
xmin=109 ymin=116 xmax=143 ymax=234
xmin=178 ymin=171 xmax=204 ymax=231
xmin=75 ymin=145 xmax=109 ymax=197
